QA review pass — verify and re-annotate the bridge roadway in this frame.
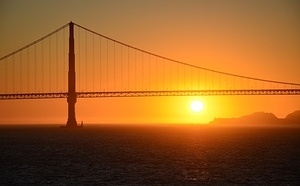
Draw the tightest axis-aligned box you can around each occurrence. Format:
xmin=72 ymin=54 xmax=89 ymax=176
xmin=1 ymin=89 xmax=300 ymax=100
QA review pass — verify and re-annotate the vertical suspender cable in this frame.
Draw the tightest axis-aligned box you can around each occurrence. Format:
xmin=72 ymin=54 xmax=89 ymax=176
xmin=227 ymin=75 xmax=229 ymax=89
xmin=106 ymin=39 xmax=108 ymax=91
xmin=56 ymin=33 xmax=58 ymax=92
xmin=34 ymin=44 xmax=37 ymax=92
xmin=92 ymin=34 xmax=95 ymax=91
xmin=156 ymin=57 xmax=158 ymax=90
xmin=128 ymin=47 xmax=129 ymax=90
xmin=63 ymin=28 xmax=66 ymax=91
xmin=197 ymin=69 xmax=200 ymax=90
xmin=85 ymin=30 xmax=88 ymax=91
xmin=135 ymin=49 xmax=137 ymax=90
xmin=190 ymin=66 xmax=192 ymax=90
xmin=78 ymin=27 xmax=81 ymax=91
xmin=121 ymin=45 xmax=123 ymax=90
xmin=169 ymin=61 xmax=171 ymax=90
xmin=27 ymin=48 xmax=30 ymax=92
xmin=142 ymin=53 xmax=143 ymax=90
xmin=4 ymin=59 xmax=7 ymax=93
xmin=20 ymin=52 xmax=22 ymax=92
xmin=211 ymin=72 xmax=213 ymax=89
xmin=42 ymin=40 xmax=44 ymax=92
xmin=99 ymin=37 xmax=101 ymax=91
xmin=177 ymin=62 xmax=178 ymax=90
xmin=49 ymin=38 xmax=51 ymax=92
xmin=169 ymin=61 xmax=172 ymax=90
xmin=162 ymin=59 xmax=164 ymax=89
xmin=183 ymin=65 xmax=185 ymax=90
xmin=204 ymin=70 xmax=206 ymax=90
xmin=12 ymin=56 xmax=15 ymax=93
xmin=148 ymin=54 xmax=150 ymax=90
xmin=113 ymin=42 xmax=116 ymax=90
xmin=219 ymin=73 xmax=221 ymax=89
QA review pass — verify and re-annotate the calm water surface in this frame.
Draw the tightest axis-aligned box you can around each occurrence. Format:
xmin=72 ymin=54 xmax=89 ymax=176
xmin=0 ymin=124 xmax=299 ymax=185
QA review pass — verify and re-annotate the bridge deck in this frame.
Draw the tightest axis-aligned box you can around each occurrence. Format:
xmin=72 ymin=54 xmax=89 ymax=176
xmin=1 ymin=89 xmax=299 ymax=100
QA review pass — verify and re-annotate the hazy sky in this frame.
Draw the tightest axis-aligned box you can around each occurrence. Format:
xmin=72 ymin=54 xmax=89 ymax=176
xmin=0 ymin=0 xmax=299 ymax=124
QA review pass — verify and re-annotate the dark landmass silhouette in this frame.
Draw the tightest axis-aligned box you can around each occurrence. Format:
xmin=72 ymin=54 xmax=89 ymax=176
xmin=209 ymin=110 xmax=300 ymax=127
xmin=285 ymin=110 xmax=300 ymax=122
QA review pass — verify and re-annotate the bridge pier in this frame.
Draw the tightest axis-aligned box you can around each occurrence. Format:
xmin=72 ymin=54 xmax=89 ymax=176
xmin=65 ymin=22 xmax=78 ymax=128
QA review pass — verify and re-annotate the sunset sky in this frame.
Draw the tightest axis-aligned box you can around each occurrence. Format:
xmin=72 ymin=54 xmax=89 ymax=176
xmin=0 ymin=0 xmax=299 ymax=124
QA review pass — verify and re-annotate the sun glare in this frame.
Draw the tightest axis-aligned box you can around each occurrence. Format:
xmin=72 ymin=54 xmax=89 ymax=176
xmin=190 ymin=100 xmax=204 ymax=113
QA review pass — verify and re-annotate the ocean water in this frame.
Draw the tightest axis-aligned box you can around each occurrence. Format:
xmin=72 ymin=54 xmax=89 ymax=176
xmin=0 ymin=124 xmax=299 ymax=185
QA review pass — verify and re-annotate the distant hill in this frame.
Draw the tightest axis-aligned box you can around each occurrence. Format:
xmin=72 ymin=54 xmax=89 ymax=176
xmin=285 ymin=110 xmax=300 ymax=124
xmin=209 ymin=110 xmax=300 ymax=126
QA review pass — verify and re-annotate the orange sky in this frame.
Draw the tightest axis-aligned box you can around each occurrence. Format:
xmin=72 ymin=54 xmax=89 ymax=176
xmin=0 ymin=0 xmax=299 ymax=124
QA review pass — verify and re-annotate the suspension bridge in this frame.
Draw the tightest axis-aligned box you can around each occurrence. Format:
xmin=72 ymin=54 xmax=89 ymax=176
xmin=1 ymin=22 xmax=299 ymax=127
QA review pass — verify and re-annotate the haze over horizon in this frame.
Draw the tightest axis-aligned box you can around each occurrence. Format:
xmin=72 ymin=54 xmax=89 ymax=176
xmin=0 ymin=0 xmax=299 ymax=124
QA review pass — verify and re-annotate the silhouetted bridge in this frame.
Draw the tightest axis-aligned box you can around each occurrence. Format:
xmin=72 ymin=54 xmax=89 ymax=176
xmin=1 ymin=22 xmax=299 ymax=127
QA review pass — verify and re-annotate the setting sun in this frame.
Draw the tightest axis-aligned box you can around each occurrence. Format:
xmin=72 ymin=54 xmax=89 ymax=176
xmin=190 ymin=100 xmax=204 ymax=113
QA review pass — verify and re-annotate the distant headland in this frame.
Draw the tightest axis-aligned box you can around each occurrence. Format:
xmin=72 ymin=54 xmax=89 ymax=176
xmin=209 ymin=110 xmax=300 ymax=127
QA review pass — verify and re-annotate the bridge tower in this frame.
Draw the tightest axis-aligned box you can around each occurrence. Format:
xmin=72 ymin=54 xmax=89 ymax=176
xmin=66 ymin=22 xmax=78 ymax=127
